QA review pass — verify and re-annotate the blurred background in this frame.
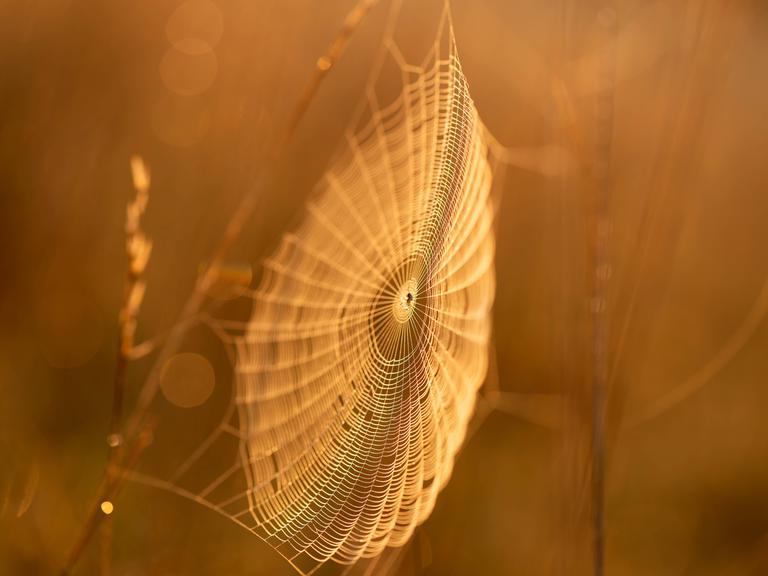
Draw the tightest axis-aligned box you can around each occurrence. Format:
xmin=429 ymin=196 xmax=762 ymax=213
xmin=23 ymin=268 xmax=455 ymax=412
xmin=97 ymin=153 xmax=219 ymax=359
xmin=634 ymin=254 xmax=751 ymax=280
xmin=2 ymin=0 xmax=768 ymax=574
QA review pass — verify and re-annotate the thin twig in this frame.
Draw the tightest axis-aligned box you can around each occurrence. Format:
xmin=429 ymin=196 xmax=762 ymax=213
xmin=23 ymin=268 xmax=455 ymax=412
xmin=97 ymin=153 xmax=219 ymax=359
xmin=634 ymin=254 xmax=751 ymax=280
xmin=127 ymin=313 xmax=202 ymax=360
xmin=60 ymin=3 xmax=380 ymax=574
xmin=61 ymin=422 xmax=155 ymax=576
xmin=99 ymin=155 xmax=152 ymax=575
xmin=589 ymin=7 xmax=617 ymax=576
xmin=280 ymin=0 xmax=379 ymax=150
xmin=111 ymin=155 xmax=152 ymax=441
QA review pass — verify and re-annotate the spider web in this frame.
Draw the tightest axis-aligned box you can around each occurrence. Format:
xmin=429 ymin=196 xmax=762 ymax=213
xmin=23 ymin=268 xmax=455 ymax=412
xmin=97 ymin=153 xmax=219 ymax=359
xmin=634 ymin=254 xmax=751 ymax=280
xmin=129 ymin=3 xmax=507 ymax=574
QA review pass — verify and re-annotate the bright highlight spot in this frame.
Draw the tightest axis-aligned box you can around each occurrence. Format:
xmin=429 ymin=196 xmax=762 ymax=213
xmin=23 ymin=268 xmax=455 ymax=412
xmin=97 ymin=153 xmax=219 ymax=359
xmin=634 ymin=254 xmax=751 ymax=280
xmin=100 ymin=501 xmax=114 ymax=515
xmin=317 ymin=56 xmax=332 ymax=71
xmin=203 ymin=261 xmax=253 ymax=300
xmin=106 ymin=433 xmax=122 ymax=448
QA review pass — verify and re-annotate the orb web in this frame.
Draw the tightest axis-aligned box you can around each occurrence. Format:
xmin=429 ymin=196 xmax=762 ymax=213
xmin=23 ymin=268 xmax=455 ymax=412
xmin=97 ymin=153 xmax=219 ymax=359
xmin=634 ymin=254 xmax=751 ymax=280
xmin=129 ymin=4 xmax=505 ymax=574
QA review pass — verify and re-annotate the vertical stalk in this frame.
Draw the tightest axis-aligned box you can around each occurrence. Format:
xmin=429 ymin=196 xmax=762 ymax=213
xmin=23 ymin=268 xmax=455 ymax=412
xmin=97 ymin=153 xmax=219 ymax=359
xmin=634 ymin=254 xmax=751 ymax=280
xmin=59 ymin=2 xmax=379 ymax=574
xmin=590 ymin=6 xmax=617 ymax=576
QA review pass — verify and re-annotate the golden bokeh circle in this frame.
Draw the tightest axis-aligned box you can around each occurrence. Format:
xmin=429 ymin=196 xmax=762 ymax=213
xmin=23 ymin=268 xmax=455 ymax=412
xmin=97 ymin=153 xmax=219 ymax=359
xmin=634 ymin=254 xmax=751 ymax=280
xmin=160 ymin=352 xmax=215 ymax=408
xmin=165 ymin=0 xmax=223 ymax=50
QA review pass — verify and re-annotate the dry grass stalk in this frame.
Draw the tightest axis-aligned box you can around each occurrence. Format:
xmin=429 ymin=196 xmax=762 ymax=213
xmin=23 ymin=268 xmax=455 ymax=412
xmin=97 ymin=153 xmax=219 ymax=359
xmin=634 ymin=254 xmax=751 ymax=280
xmin=60 ymin=3 xmax=380 ymax=574
xmin=281 ymin=0 xmax=379 ymax=150
xmin=114 ymin=155 xmax=152 ymax=433
xmin=98 ymin=155 xmax=152 ymax=575
xmin=60 ymin=155 xmax=153 ymax=576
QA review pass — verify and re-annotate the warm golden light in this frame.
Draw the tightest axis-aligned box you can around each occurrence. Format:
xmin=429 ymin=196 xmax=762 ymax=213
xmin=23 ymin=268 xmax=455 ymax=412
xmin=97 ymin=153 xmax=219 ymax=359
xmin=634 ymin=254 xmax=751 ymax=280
xmin=232 ymin=7 xmax=498 ymax=568
xmin=316 ymin=56 xmax=332 ymax=71
xmin=106 ymin=434 xmax=122 ymax=448
xmin=203 ymin=261 xmax=253 ymax=300
xmin=4 ymin=1 xmax=767 ymax=575
xmin=129 ymin=155 xmax=150 ymax=195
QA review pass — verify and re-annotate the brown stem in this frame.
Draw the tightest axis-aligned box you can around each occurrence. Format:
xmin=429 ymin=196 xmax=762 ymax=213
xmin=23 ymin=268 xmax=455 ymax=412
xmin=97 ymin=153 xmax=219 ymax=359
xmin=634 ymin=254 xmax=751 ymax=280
xmin=589 ymin=8 xmax=616 ymax=576
xmin=96 ymin=155 xmax=152 ymax=574
xmin=280 ymin=0 xmax=379 ymax=151
xmin=60 ymin=423 xmax=154 ymax=575
xmin=59 ymin=2 xmax=380 ymax=574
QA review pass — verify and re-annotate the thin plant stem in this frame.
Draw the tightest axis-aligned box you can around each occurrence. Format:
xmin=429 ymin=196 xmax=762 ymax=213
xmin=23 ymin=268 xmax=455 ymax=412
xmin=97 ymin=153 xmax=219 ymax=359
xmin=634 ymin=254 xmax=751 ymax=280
xmin=589 ymin=7 xmax=617 ymax=576
xmin=281 ymin=0 xmax=379 ymax=151
xmin=99 ymin=155 xmax=152 ymax=574
xmin=59 ymin=2 xmax=380 ymax=574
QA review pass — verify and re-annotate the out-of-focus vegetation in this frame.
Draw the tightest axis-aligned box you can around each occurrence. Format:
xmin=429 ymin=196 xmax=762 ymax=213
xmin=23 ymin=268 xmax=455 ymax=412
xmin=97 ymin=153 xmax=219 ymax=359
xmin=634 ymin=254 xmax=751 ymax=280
xmin=2 ymin=1 xmax=768 ymax=574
